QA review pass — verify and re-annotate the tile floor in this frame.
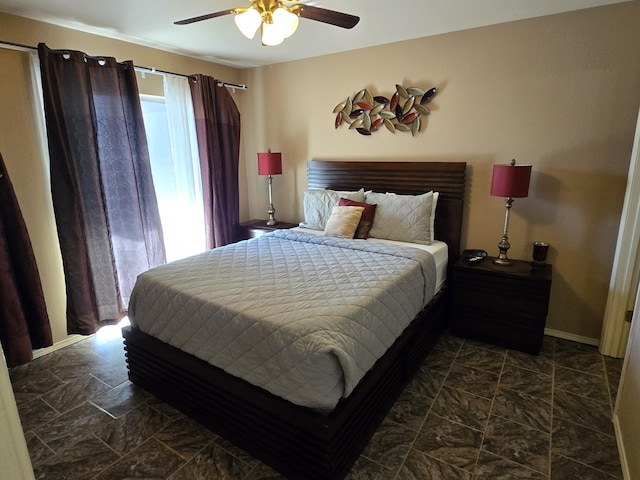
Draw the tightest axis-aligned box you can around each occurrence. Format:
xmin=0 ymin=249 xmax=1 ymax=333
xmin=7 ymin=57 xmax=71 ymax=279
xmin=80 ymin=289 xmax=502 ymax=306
xmin=9 ymin=328 xmax=624 ymax=479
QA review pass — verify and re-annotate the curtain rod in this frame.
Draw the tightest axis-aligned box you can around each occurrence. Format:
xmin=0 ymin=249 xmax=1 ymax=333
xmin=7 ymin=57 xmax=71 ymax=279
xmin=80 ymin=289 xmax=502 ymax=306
xmin=0 ymin=39 xmax=247 ymax=91
xmin=134 ymin=65 xmax=247 ymax=91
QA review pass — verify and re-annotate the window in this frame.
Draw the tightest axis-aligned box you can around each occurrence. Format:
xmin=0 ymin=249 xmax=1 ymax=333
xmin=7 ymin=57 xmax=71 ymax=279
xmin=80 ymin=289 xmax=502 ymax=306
xmin=140 ymin=95 xmax=206 ymax=262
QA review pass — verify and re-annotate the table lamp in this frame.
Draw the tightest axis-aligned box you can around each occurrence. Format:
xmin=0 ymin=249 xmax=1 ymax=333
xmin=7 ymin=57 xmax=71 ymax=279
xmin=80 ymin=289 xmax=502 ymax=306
xmin=490 ymin=159 xmax=532 ymax=266
xmin=257 ymin=149 xmax=282 ymax=226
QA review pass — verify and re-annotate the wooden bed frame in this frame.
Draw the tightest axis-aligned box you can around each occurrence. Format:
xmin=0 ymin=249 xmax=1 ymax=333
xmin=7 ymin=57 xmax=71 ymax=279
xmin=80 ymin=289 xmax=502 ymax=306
xmin=122 ymin=160 xmax=466 ymax=480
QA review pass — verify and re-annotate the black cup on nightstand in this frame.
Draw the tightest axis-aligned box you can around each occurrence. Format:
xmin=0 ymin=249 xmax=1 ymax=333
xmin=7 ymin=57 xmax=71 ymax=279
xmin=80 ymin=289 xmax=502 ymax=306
xmin=532 ymin=241 xmax=550 ymax=266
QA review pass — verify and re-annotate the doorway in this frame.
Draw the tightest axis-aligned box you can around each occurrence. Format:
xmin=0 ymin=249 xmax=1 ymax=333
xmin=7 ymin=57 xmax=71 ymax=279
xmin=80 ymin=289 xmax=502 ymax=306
xmin=600 ymin=107 xmax=640 ymax=358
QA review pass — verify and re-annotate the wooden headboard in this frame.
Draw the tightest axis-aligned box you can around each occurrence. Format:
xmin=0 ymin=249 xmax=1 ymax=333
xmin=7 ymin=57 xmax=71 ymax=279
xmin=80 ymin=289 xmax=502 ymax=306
xmin=307 ymin=160 xmax=466 ymax=263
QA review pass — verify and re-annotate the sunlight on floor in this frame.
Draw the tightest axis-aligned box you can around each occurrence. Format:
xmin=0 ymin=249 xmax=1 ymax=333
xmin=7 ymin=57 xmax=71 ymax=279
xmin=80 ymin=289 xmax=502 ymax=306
xmin=95 ymin=316 xmax=130 ymax=344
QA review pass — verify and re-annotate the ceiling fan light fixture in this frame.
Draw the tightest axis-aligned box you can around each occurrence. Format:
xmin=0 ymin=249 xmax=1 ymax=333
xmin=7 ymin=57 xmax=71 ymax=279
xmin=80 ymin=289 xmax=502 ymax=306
xmin=234 ymin=8 xmax=262 ymax=39
xmin=174 ymin=2 xmax=360 ymax=46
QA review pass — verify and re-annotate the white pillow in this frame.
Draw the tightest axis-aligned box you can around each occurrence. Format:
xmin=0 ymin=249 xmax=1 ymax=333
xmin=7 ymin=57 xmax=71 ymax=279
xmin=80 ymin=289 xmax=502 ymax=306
xmin=365 ymin=191 xmax=434 ymax=244
xmin=323 ymin=206 xmax=364 ymax=239
xmin=383 ymin=190 xmax=439 ymax=241
xmin=299 ymin=189 xmax=365 ymax=230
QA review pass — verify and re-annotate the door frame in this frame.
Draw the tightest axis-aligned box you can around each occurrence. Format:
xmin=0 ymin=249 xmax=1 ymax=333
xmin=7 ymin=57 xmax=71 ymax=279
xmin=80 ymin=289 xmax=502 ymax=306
xmin=600 ymin=107 xmax=640 ymax=357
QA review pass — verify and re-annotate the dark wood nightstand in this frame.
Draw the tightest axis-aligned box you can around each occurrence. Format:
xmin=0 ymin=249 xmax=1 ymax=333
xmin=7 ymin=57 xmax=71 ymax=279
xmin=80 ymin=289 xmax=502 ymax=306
xmin=449 ymin=256 xmax=552 ymax=354
xmin=236 ymin=219 xmax=298 ymax=241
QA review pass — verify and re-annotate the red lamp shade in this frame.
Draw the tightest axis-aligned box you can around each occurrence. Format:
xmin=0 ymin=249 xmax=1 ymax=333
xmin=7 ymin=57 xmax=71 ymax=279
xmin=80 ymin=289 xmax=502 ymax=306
xmin=257 ymin=151 xmax=282 ymax=176
xmin=490 ymin=163 xmax=532 ymax=198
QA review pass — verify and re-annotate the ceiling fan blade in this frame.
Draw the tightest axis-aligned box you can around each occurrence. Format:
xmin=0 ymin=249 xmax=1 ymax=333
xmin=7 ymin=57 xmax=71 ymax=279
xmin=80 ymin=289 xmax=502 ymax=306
xmin=298 ymin=5 xmax=360 ymax=29
xmin=174 ymin=9 xmax=235 ymax=25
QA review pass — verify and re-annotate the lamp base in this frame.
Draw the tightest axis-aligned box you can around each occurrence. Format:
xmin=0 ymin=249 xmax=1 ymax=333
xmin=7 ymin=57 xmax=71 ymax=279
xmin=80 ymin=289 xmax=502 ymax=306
xmin=493 ymin=255 xmax=512 ymax=266
xmin=266 ymin=175 xmax=278 ymax=226
xmin=493 ymin=232 xmax=512 ymax=266
xmin=493 ymin=199 xmax=514 ymax=266
xmin=266 ymin=205 xmax=277 ymax=226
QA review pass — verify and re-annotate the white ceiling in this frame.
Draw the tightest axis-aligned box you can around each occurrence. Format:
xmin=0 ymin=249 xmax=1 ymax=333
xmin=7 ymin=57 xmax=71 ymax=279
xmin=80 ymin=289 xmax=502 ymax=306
xmin=0 ymin=0 xmax=630 ymax=68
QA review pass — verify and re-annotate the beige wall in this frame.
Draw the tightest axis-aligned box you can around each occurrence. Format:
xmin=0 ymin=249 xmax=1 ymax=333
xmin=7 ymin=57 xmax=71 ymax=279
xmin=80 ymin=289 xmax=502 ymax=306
xmin=241 ymin=2 xmax=640 ymax=341
xmin=0 ymin=12 xmax=246 ymax=344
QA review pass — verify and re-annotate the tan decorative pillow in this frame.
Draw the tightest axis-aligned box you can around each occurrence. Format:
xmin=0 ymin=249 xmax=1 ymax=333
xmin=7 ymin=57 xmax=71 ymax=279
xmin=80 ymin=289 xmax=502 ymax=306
xmin=323 ymin=206 xmax=365 ymax=239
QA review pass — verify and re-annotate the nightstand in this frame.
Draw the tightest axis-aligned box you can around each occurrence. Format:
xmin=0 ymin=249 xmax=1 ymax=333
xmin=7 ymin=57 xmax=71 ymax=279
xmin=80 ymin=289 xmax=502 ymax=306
xmin=449 ymin=256 xmax=552 ymax=354
xmin=236 ymin=219 xmax=298 ymax=241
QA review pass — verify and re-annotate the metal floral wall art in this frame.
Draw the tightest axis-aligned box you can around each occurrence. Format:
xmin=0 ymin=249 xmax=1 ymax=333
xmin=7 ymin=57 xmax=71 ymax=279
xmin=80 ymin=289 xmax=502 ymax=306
xmin=333 ymin=84 xmax=437 ymax=137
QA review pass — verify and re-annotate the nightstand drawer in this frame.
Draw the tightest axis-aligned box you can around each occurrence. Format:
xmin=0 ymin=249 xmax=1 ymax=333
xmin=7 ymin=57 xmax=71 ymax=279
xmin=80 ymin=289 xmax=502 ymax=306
xmin=451 ymin=303 xmax=546 ymax=354
xmin=452 ymin=272 xmax=550 ymax=316
xmin=449 ymin=256 xmax=552 ymax=354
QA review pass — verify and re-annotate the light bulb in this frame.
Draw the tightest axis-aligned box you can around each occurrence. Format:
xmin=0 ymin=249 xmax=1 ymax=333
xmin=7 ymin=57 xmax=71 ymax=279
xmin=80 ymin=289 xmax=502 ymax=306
xmin=272 ymin=7 xmax=299 ymax=39
xmin=234 ymin=8 xmax=262 ymax=39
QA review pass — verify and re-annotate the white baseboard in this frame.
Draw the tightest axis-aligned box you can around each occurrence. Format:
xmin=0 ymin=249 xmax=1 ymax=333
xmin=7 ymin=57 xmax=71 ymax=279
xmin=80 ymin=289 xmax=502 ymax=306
xmin=32 ymin=335 xmax=87 ymax=359
xmin=612 ymin=413 xmax=630 ymax=480
xmin=544 ymin=328 xmax=599 ymax=347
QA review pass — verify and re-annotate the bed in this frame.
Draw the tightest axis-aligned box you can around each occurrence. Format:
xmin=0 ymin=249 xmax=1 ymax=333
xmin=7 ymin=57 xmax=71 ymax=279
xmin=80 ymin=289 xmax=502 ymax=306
xmin=122 ymin=160 xmax=466 ymax=480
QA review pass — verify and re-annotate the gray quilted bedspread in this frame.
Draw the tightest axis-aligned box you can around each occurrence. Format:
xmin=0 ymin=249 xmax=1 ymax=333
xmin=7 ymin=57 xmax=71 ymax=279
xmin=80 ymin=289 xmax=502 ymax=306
xmin=128 ymin=230 xmax=437 ymax=412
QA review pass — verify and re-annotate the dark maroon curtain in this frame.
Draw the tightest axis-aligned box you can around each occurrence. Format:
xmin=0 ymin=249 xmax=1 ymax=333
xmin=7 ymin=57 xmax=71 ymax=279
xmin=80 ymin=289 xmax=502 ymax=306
xmin=0 ymin=151 xmax=52 ymax=367
xmin=38 ymin=43 xmax=166 ymax=335
xmin=189 ymin=75 xmax=241 ymax=248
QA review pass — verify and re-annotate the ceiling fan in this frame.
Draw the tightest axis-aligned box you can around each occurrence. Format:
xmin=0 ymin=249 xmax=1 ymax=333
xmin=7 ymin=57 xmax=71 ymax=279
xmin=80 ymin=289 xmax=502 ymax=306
xmin=174 ymin=0 xmax=360 ymax=46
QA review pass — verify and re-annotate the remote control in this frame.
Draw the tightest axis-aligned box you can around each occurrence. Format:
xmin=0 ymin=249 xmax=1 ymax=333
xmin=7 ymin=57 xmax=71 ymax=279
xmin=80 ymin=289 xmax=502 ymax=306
xmin=467 ymin=256 xmax=484 ymax=264
xmin=463 ymin=249 xmax=487 ymax=258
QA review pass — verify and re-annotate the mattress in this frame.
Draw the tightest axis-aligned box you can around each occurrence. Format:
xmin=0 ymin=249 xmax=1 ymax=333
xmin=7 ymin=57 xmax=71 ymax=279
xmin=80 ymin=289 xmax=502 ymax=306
xmin=128 ymin=230 xmax=439 ymax=412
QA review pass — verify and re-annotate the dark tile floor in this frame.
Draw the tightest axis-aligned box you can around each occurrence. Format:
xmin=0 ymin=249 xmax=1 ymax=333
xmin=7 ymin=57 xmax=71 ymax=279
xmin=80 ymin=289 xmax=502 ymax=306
xmin=9 ymin=326 xmax=624 ymax=479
